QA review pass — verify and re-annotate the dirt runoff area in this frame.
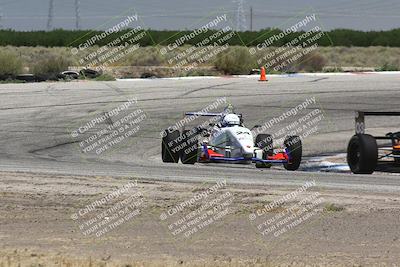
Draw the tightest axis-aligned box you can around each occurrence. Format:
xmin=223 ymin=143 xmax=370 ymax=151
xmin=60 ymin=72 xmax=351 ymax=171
xmin=0 ymin=171 xmax=400 ymax=267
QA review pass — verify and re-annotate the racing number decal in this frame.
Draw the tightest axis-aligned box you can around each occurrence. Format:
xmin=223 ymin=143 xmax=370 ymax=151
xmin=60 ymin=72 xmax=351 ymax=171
xmin=236 ymin=131 xmax=250 ymax=135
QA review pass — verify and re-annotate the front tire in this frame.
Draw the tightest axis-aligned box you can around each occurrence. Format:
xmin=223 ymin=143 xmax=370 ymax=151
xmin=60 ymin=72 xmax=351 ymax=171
xmin=180 ymin=130 xmax=198 ymax=164
xmin=284 ymin=136 xmax=302 ymax=171
xmin=347 ymin=134 xmax=378 ymax=174
xmin=161 ymin=129 xmax=180 ymax=163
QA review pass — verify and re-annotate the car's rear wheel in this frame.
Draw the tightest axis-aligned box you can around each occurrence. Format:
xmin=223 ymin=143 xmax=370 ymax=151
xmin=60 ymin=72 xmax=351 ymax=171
xmin=161 ymin=129 xmax=180 ymax=163
xmin=284 ymin=136 xmax=302 ymax=171
xmin=394 ymin=150 xmax=400 ymax=165
xmin=255 ymin=134 xmax=273 ymax=168
xmin=180 ymin=130 xmax=198 ymax=164
xmin=347 ymin=134 xmax=378 ymax=174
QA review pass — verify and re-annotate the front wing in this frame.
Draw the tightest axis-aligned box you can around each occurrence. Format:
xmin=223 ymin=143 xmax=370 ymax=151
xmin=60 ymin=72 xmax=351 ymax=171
xmin=199 ymin=144 xmax=290 ymax=164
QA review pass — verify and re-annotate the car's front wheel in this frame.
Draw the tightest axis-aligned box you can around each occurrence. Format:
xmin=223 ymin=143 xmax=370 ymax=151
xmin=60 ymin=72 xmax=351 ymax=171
xmin=161 ymin=129 xmax=180 ymax=163
xmin=180 ymin=130 xmax=199 ymax=164
xmin=284 ymin=135 xmax=302 ymax=171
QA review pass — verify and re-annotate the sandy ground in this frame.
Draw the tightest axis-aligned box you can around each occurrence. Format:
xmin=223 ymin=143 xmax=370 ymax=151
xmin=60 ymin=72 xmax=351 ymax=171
xmin=1 ymin=170 xmax=400 ymax=266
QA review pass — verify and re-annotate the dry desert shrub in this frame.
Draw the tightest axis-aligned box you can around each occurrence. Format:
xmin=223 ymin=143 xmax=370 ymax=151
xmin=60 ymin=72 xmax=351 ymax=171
xmin=0 ymin=45 xmax=398 ymax=79
xmin=123 ymin=46 xmax=166 ymax=66
xmin=298 ymin=52 xmax=327 ymax=72
xmin=31 ymin=54 xmax=72 ymax=80
xmin=214 ymin=46 xmax=257 ymax=74
xmin=0 ymin=50 xmax=22 ymax=79
xmin=318 ymin=46 xmax=400 ymax=70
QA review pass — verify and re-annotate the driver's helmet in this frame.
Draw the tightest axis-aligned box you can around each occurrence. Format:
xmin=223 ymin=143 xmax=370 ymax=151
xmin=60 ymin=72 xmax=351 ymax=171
xmin=222 ymin=114 xmax=240 ymax=127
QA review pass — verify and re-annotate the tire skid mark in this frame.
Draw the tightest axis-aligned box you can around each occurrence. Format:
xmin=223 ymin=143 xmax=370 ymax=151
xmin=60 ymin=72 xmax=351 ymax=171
xmin=179 ymin=81 xmax=238 ymax=97
xmin=29 ymin=140 xmax=82 ymax=154
xmin=309 ymin=77 xmax=329 ymax=83
xmin=4 ymin=89 xmax=400 ymax=112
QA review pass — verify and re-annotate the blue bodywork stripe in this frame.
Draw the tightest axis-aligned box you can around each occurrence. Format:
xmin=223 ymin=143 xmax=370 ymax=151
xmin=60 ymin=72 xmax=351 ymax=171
xmin=209 ymin=156 xmax=288 ymax=163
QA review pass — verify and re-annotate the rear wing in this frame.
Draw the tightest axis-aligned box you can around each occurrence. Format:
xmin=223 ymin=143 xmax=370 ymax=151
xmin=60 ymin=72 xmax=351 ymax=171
xmin=185 ymin=104 xmax=242 ymax=118
xmin=185 ymin=112 xmax=242 ymax=118
xmin=355 ymin=111 xmax=400 ymax=134
xmin=185 ymin=112 xmax=223 ymax=117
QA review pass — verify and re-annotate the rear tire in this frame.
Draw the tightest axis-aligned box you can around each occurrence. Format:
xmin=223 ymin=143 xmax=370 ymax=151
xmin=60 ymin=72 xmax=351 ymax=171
xmin=347 ymin=134 xmax=378 ymax=174
xmin=284 ymin=136 xmax=302 ymax=171
xmin=255 ymin=134 xmax=273 ymax=168
xmin=161 ymin=129 xmax=180 ymax=163
xmin=180 ymin=130 xmax=198 ymax=164
xmin=394 ymin=150 xmax=400 ymax=165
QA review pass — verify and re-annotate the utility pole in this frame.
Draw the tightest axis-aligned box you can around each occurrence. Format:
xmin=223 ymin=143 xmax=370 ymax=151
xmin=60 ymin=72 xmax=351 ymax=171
xmin=47 ymin=0 xmax=54 ymax=31
xmin=0 ymin=5 xmax=3 ymax=30
xmin=75 ymin=0 xmax=81 ymax=30
xmin=250 ymin=6 xmax=253 ymax=31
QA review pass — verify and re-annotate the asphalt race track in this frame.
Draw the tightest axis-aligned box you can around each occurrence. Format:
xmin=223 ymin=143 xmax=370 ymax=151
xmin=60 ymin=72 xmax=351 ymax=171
xmin=3 ymin=73 xmax=400 ymax=265
xmin=1 ymin=73 xmax=400 ymax=192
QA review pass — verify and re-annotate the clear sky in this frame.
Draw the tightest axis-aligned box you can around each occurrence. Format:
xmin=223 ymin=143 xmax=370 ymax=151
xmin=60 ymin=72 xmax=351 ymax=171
xmin=1 ymin=0 xmax=400 ymax=31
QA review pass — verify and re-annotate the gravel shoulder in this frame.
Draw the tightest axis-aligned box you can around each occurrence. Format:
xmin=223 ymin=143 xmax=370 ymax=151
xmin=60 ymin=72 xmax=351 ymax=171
xmin=1 ymin=171 xmax=400 ymax=266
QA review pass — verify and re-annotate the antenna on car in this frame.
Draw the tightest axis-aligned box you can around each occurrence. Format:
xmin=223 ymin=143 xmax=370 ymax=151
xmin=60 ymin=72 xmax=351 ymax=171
xmin=224 ymin=104 xmax=235 ymax=114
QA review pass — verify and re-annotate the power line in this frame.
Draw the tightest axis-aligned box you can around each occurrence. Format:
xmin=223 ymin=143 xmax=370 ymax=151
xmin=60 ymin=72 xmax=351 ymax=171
xmin=47 ymin=0 xmax=54 ymax=31
xmin=318 ymin=0 xmax=398 ymax=13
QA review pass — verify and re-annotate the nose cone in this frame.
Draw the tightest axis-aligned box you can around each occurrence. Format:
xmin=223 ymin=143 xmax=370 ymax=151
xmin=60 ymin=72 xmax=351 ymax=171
xmin=242 ymin=143 xmax=254 ymax=155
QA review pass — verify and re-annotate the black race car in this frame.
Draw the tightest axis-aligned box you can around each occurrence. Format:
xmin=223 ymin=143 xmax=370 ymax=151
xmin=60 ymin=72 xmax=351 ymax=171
xmin=347 ymin=111 xmax=400 ymax=174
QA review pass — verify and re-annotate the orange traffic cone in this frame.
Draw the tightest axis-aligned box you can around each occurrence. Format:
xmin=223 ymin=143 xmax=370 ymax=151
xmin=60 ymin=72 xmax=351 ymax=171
xmin=259 ymin=67 xmax=268 ymax=82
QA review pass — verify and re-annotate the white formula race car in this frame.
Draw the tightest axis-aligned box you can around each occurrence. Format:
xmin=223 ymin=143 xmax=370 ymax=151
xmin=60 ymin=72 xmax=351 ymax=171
xmin=161 ymin=108 xmax=302 ymax=170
